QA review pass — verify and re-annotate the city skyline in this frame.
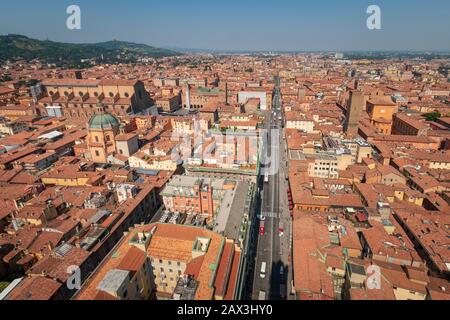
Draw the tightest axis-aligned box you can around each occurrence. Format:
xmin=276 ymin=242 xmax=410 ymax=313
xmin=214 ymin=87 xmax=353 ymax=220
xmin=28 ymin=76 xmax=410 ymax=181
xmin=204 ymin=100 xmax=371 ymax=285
xmin=1 ymin=0 xmax=450 ymax=51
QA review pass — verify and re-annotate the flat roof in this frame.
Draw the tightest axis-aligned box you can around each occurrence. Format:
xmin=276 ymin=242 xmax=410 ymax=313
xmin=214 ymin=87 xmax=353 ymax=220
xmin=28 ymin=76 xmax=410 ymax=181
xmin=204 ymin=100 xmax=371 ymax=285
xmin=96 ymin=269 xmax=129 ymax=294
xmin=38 ymin=130 xmax=63 ymax=140
xmin=214 ymin=181 xmax=250 ymax=241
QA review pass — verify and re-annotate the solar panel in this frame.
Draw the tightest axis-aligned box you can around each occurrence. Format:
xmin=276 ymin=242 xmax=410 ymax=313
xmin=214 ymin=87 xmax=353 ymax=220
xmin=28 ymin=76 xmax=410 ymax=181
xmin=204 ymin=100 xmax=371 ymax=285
xmin=55 ymin=243 xmax=73 ymax=257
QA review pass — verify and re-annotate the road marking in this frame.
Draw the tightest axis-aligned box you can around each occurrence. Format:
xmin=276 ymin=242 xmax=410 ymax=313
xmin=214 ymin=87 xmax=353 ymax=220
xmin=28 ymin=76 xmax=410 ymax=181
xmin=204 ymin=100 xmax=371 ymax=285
xmin=261 ymin=211 xmax=278 ymax=218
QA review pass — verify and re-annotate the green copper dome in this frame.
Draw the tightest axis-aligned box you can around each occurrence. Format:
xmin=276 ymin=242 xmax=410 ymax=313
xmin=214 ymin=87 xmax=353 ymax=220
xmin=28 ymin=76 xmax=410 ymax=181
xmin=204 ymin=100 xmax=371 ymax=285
xmin=88 ymin=112 xmax=120 ymax=130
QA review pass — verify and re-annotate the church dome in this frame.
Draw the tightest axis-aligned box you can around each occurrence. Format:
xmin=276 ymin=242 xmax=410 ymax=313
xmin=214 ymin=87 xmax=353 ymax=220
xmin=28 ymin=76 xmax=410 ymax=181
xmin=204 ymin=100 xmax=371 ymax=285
xmin=88 ymin=112 xmax=120 ymax=130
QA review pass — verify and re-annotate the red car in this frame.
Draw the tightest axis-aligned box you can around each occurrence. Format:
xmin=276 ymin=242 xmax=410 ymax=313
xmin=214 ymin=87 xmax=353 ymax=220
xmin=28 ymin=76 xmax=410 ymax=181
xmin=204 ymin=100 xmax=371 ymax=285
xmin=259 ymin=221 xmax=265 ymax=236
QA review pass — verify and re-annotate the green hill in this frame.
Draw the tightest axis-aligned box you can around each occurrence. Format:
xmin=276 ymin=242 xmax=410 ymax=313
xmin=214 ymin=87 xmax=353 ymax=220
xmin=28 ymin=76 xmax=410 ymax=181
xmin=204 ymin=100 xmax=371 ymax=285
xmin=0 ymin=34 xmax=178 ymax=67
xmin=94 ymin=40 xmax=177 ymax=57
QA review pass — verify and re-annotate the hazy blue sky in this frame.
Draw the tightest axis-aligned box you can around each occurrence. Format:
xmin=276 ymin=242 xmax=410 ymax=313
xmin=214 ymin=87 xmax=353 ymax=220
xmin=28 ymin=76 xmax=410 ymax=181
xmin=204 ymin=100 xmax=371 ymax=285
xmin=1 ymin=0 xmax=449 ymax=51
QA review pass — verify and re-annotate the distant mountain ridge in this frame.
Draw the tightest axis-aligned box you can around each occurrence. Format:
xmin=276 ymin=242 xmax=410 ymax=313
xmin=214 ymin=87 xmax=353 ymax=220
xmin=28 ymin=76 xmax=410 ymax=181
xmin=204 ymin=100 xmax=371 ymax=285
xmin=94 ymin=40 xmax=177 ymax=56
xmin=0 ymin=34 xmax=179 ymax=66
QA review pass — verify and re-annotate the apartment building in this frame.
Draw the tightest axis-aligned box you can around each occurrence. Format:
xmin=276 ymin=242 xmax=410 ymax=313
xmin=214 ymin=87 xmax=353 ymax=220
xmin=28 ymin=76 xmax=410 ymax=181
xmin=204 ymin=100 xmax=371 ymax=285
xmin=238 ymin=89 xmax=271 ymax=110
xmin=75 ymin=223 xmax=242 ymax=300
xmin=161 ymin=176 xmax=236 ymax=221
xmin=285 ymin=112 xmax=315 ymax=133
xmin=182 ymin=87 xmax=224 ymax=110
xmin=0 ymin=120 xmax=28 ymax=136
xmin=392 ymin=113 xmax=430 ymax=136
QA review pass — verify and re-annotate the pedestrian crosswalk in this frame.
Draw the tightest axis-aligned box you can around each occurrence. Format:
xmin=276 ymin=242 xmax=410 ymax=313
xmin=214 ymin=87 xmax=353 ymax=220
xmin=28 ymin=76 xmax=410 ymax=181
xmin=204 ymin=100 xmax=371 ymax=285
xmin=261 ymin=211 xmax=278 ymax=218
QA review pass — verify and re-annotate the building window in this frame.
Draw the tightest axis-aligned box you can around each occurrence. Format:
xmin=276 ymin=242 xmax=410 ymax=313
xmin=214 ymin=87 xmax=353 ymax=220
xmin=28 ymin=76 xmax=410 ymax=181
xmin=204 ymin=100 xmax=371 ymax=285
xmin=109 ymin=92 xmax=114 ymax=97
xmin=125 ymin=92 xmax=130 ymax=98
xmin=95 ymin=150 xmax=100 ymax=157
xmin=95 ymin=136 xmax=99 ymax=142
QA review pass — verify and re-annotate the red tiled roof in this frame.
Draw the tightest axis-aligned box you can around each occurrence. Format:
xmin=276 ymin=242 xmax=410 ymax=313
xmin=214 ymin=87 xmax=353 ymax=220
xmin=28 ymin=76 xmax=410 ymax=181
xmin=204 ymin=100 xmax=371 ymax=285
xmin=214 ymin=241 xmax=234 ymax=298
xmin=116 ymin=246 xmax=147 ymax=272
xmin=224 ymin=249 xmax=241 ymax=301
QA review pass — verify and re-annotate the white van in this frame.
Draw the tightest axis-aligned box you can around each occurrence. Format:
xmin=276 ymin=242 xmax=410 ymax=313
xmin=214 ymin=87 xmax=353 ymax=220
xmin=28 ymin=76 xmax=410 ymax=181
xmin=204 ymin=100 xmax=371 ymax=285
xmin=260 ymin=262 xmax=267 ymax=279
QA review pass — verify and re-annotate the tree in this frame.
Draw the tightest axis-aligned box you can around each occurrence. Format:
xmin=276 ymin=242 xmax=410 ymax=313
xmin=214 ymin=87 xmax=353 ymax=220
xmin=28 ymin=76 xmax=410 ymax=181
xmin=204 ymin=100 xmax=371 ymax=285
xmin=0 ymin=74 xmax=12 ymax=82
xmin=27 ymin=79 xmax=39 ymax=87
xmin=425 ymin=112 xmax=441 ymax=122
xmin=0 ymin=282 xmax=10 ymax=293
